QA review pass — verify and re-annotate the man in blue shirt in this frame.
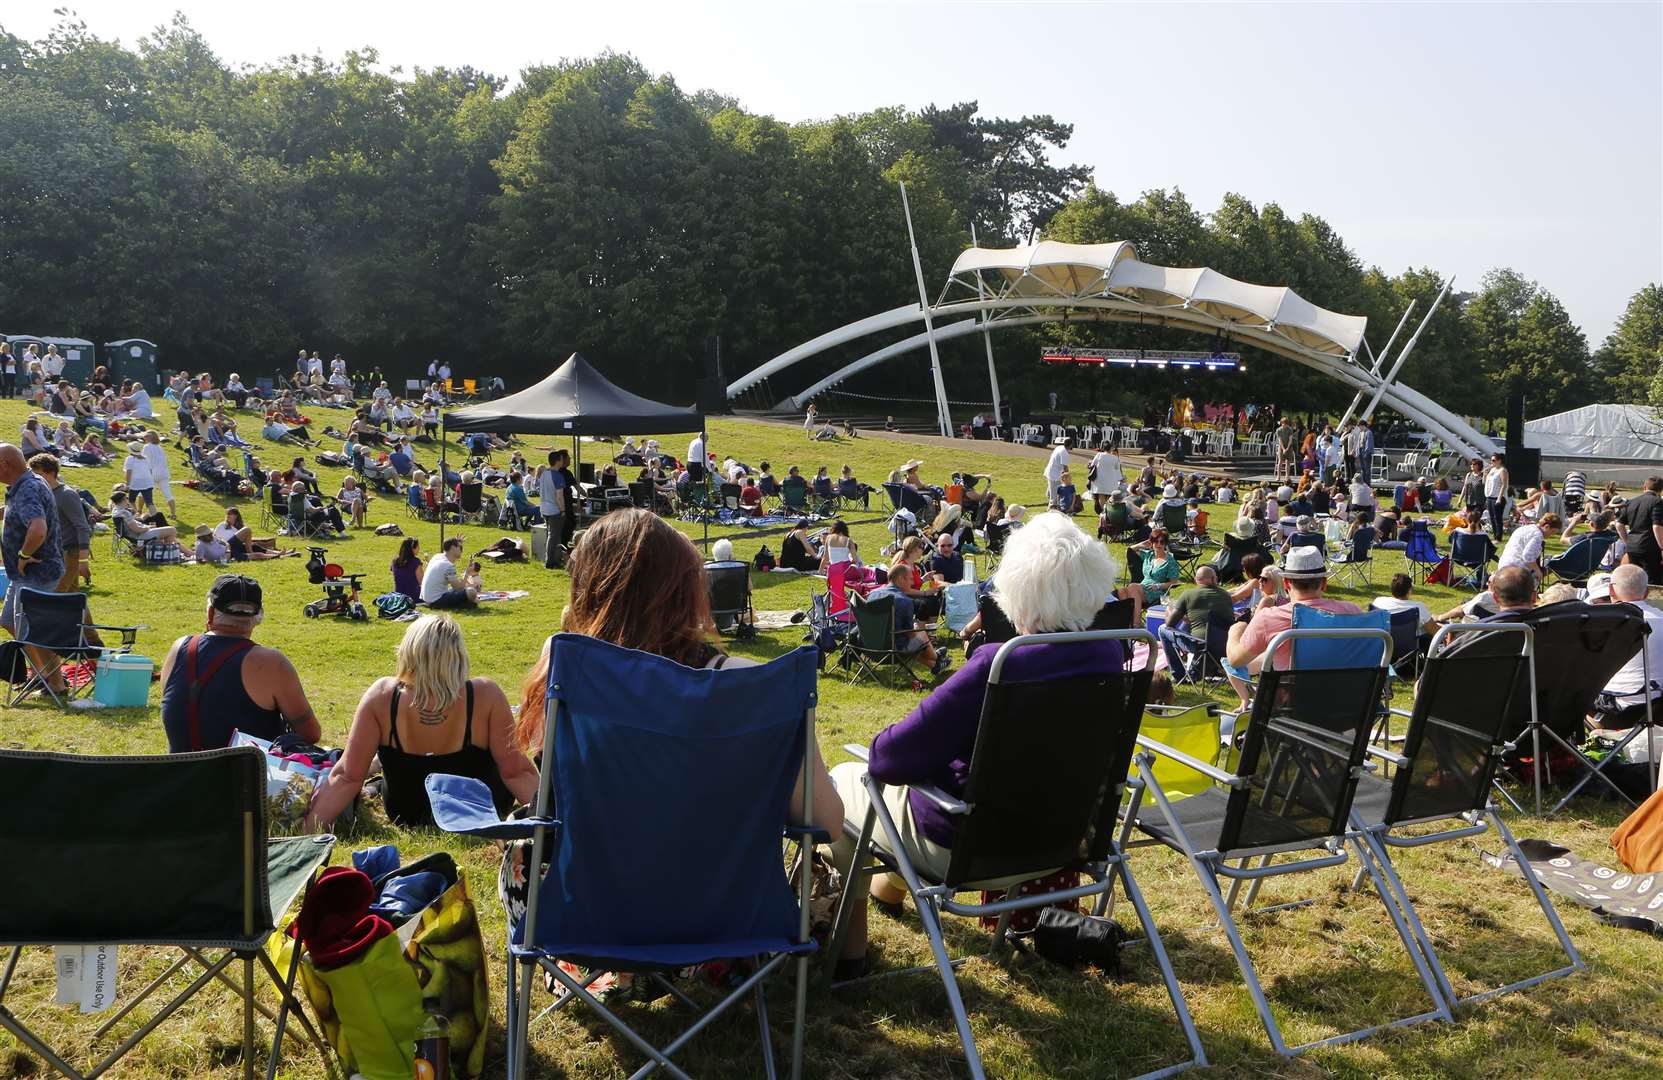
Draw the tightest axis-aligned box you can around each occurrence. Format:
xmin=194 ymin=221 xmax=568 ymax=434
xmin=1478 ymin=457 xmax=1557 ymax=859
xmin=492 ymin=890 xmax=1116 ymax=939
xmin=387 ymin=439 xmax=414 ymax=477
xmin=537 ymin=451 xmax=566 ymax=569
xmin=1 ymin=444 xmax=67 ymax=686
xmin=868 ymin=563 xmax=945 ymax=674
xmin=927 ymin=533 xmax=964 ymax=584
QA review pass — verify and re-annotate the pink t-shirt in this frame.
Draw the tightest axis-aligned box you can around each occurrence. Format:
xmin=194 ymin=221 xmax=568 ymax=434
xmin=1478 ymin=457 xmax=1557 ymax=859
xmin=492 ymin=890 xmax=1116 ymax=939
xmin=1237 ymin=597 xmax=1361 ymax=671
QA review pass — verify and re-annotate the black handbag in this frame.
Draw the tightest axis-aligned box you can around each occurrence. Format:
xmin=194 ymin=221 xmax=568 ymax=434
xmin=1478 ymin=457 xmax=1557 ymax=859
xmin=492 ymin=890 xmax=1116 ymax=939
xmin=1032 ymin=909 xmax=1127 ymax=976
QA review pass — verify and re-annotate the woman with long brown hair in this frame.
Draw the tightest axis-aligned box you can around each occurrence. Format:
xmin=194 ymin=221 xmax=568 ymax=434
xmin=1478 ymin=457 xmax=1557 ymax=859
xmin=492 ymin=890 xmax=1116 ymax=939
xmin=514 ymin=509 xmax=840 ymax=829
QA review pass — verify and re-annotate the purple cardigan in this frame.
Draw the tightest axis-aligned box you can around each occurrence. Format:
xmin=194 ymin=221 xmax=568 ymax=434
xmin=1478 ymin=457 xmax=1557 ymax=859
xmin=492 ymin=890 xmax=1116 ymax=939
xmin=867 ymin=638 xmax=1125 ymax=847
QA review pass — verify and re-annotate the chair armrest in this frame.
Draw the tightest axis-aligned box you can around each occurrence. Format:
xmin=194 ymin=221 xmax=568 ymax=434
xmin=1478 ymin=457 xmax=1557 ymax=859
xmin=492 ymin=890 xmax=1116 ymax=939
xmin=1365 ymin=744 xmax=1410 ymax=768
xmin=910 ymin=784 xmax=972 ymax=816
xmin=86 ymin=623 xmax=148 ymax=633
xmin=1136 ymin=734 xmax=1245 ymax=787
xmin=1388 ymin=707 xmax=1414 ymax=719
xmin=784 ymin=825 xmax=833 ymax=843
xmin=425 ymin=774 xmax=556 ymax=840
xmin=842 ymin=743 xmax=871 ymax=762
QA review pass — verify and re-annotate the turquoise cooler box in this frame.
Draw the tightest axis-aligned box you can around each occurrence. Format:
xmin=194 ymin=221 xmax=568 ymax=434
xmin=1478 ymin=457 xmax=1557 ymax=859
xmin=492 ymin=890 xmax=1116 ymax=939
xmin=93 ymin=653 xmax=153 ymax=707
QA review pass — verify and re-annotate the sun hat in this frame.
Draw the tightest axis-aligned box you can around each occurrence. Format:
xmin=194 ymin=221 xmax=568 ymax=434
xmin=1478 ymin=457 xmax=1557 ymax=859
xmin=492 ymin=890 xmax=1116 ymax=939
xmin=193 ymin=524 xmax=213 ymax=540
xmin=1231 ymin=517 xmax=1257 ymax=540
xmin=903 ymin=459 xmax=924 ymax=471
xmin=1586 ymin=572 xmax=1614 ymax=601
xmin=1280 ymin=545 xmax=1328 ymax=579
xmin=1163 ymin=484 xmax=1178 ymax=498
xmin=127 ymin=441 xmax=142 ymax=453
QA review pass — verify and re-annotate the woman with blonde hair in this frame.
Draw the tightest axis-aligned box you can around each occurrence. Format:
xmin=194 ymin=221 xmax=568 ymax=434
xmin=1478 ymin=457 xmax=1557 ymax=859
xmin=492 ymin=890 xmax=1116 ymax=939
xmin=306 ymin=614 xmax=537 ymax=830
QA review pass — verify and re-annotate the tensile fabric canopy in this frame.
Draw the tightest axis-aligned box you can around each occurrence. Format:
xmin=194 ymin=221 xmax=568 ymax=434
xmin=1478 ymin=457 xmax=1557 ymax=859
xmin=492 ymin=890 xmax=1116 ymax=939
xmin=443 ymin=352 xmax=703 ymax=436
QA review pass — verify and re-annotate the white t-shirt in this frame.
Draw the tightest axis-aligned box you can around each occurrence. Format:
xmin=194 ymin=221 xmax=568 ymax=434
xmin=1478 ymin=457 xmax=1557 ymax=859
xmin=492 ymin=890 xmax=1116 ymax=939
xmin=1372 ymin=595 xmax=1433 ymax=630
xmin=687 ymin=436 xmax=705 ymax=466
xmin=438 ymin=364 xmax=452 ymax=382
xmin=373 ymin=386 xmax=392 ymax=402
xmin=1484 ymin=467 xmax=1506 ymax=499
xmin=129 ymin=387 xmax=153 ymax=418
xmin=1349 ymin=480 xmax=1375 ymax=508
xmin=1044 ymin=444 xmax=1070 ymax=483
xmin=142 ymin=442 xmax=170 ymax=479
xmin=1498 ymin=524 xmax=1544 ymax=570
xmin=1604 ymin=602 xmax=1663 ymax=702
xmin=212 ymin=521 xmax=240 ymax=544
xmin=124 ymin=453 xmax=154 ymax=488
xmin=42 ymin=354 xmax=64 ymax=377
xmin=421 ymin=553 xmax=458 ymax=603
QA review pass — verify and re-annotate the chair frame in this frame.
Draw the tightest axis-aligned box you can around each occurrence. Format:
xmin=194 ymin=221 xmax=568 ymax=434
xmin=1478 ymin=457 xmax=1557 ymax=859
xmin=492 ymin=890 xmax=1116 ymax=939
xmin=1133 ymin=627 xmax=1452 ymax=1057
xmin=1543 ymin=531 xmax=1615 ymax=586
xmin=837 ymin=592 xmax=929 ymax=687
xmin=1448 ymin=531 xmax=1495 ymax=592
xmin=0 ymin=749 xmax=336 ymax=1080
xmin=4 ymin=587 xmax=142 ymax=708
xmin=481 ymin=642 xmax=820 ymax=1080
xmin=825 ymin=631 xmax=1206 ymax=1080
xmin=1327 ymin=526 xmax=1375 ymax=588
xmin=1352 ymin=623 xmax=1584 ymax=1012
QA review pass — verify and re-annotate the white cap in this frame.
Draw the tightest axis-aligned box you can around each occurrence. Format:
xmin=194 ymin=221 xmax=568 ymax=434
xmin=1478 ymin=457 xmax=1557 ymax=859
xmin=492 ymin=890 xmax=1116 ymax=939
xmin=1586 ymin=572 xmax=1614 ymax=601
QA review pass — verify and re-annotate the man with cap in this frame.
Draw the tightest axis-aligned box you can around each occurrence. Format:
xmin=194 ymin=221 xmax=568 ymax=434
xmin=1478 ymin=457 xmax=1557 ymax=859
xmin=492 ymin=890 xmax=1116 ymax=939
xmin=157 ymin=575 xmax=322 ymax=753
xmin=1227 ymin=545 xmax=1362 ymax=675
xmin=1043 ymin=437 xmax=1071 ymax=508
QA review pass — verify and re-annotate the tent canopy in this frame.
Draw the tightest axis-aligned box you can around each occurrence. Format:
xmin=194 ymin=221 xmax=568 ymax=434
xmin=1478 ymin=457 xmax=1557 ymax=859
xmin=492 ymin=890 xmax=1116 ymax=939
xmin=1524 ymin=403 xmax=1663 ymax=462
xmin=444 ymin=352 xmax=703 ymax=436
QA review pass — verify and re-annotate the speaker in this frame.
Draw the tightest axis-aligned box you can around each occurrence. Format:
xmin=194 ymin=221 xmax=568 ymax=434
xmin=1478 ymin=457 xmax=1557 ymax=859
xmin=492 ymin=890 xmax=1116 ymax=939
xmin=1506 ymin=447 xmax=1541 ymax=490
xmin=1505 ymin=392 xmax=1526 ymax=449
xmin=695 ymin=376 xmax=726 ymax=415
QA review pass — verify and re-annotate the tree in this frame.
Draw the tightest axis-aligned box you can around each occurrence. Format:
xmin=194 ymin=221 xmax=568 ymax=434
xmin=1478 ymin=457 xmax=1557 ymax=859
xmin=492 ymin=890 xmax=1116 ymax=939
xmin=1596 ymin=284 xmax=1663 ymax=403
xmin=1465 ymin=269 xmax=1595 ymax=414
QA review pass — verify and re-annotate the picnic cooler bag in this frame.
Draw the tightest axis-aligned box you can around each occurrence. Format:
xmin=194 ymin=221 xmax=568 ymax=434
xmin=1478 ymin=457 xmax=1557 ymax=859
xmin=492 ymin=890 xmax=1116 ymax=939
xmin=271 ymin=851 xmax=491 ymax=1079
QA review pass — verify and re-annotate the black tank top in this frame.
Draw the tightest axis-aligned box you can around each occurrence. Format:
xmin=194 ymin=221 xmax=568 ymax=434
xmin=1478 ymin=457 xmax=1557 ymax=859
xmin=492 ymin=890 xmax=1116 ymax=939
xmin=160 ymin=634 xmax=285 ymax=752
xmin=380 ymin=682 xmax=515 ymax=828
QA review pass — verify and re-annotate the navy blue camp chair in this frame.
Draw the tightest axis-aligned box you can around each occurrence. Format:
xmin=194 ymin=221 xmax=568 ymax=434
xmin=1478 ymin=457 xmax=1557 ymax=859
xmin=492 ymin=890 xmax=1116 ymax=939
xmin=1449 ymin=531 xmax=1495 ymax=591
xmin=426 ymin=635 xmax=821 ymax=1080
xmin=1402 ymin=520 xmax=1442 ymax=584
xmin=1544 ymin=532 xmax=1615 ymax=586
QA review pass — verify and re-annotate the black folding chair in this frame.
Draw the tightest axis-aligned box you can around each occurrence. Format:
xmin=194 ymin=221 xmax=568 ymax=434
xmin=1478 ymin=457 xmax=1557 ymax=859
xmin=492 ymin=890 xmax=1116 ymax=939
xmin=827 ymin=631 xmax=1205 ymax=1079
xmin=1205 ymin=533 xmax=1272 ymax=585
xmin=1350 ymin=623 xmax=1584 ymax=1012
xmin=1449 ymin=531 xmax=1494 ymax=591
xmin=1328 ymin=526 xmax=1376 ymax=588
xmin=1386 ymin=607 xmax=1423 ymax=681
xmin=457 ymin=481 xmax=486 ymax=524
xmin=837 ymin=593 xmax=928 ymax=686
xmin=0 ymin=748 xmax=336 ymax=1080
xmin=1451 ymin=599 xmax=1651 ymax=814
xmin=1168 ymin=616 xmax=1230 ymax=686
xmin=705 ymin=561 xmax=756 ymax=641
xmin=5 ymin=588 xmax=142 ymax=708
xmin=1132 ymin=627 xmax=1451 ymax=1057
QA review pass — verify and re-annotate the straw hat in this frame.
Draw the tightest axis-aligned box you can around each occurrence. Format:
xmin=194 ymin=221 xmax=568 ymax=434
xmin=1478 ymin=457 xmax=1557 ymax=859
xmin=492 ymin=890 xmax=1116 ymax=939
xmin=127 ymin=441 xmax=143 ymax=454
xmin=902 ymin=459 xmax=924 ymax=472
xmin=1231 ymin=517 xmax=1257 ymax=540
xmin=194 ymin=524 xmax=213 ymax=540
xmin=1280 ymin=546 xmax=1328 ymax=579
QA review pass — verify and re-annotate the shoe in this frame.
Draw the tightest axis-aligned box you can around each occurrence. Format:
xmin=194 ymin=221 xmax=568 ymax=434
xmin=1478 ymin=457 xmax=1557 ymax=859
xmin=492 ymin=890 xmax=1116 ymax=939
xmin=931 ymin=653 xmax=951 ymax=677
xmin=872 ymin=895 xmax=905 ymax=919
xmin=833 ymin=955 xmax=871 ymax=981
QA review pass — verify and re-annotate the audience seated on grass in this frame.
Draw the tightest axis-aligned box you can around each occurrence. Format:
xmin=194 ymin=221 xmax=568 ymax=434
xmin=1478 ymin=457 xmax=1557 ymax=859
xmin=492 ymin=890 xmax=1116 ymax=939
xmin=306 ymin=613 xmax=537 ymax=830
xmin=158 ymin=574 xmax=322 ymax=752
xmin=422 ymin=535 xmax=480 ymax=609
xmin=828 ymin=511 xmax=1122 ymax=979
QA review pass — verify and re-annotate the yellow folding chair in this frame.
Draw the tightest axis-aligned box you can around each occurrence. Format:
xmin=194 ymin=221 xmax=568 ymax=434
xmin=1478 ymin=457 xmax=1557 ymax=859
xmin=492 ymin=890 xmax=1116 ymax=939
xmin=1134 ymin=703 xmax=1221 ymax=801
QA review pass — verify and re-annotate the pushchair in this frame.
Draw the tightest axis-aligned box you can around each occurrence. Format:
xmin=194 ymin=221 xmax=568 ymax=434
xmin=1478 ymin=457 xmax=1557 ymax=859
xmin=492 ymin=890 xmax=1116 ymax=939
xmin=302 ymin=547 xmax=368 ymax=620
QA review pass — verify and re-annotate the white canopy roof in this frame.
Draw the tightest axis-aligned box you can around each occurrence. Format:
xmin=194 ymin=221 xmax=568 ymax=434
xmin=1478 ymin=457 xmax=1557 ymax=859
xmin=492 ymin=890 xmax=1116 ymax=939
xmin=1524 ymin=403 xmax=1663 ymax=462
xmin=945 ymin=240 xmax=1367 ymax=358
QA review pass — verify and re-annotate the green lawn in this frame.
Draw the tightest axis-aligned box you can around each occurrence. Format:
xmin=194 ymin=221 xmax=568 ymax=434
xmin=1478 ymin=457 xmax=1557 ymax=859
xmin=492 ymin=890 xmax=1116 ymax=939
xmin=1 ymin=401 xmax=1658 ymax=1079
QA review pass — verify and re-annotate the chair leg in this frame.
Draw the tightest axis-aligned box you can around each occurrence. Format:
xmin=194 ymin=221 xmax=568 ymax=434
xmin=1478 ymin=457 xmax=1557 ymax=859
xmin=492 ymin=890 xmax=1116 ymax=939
xmin=1345 ymin=836 xmax=1455 ymax=1024
xmin=241 ymin=955 xmax=256 ymax=1080
xmin=1193 ymin=857 xmax=1294 ymax=1056
xmin=914 ymin=895 xmax=986 ymax=1080
xmin=1115 ymin=856 xmax=1209 ymax=1076
xmin=823 ymin=805 xmax=878 ymax=985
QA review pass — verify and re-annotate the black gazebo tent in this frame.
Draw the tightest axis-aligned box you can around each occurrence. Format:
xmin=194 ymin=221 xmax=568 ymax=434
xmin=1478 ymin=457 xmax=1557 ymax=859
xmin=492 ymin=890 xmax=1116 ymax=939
xmin=439 ymin=352 xmax=704 ymax=541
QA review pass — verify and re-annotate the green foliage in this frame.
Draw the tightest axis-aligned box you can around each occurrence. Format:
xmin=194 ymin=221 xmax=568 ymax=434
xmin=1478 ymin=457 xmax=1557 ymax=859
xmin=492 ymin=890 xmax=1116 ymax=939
xmin=1597 ymin=283 xmax=1663 ymax=404
xmin=1465 ymin=269 xmax=1597 ymax=412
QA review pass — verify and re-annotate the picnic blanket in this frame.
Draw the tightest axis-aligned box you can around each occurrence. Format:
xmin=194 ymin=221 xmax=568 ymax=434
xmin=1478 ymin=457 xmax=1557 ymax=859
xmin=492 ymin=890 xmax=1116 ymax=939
xmin=1484 ymin=838 xmax=1663 ymax=936
xmin=753 ymin=610 xmax=808 ymax=631
xmin=477 ymin=590 xmax=529 ymax=602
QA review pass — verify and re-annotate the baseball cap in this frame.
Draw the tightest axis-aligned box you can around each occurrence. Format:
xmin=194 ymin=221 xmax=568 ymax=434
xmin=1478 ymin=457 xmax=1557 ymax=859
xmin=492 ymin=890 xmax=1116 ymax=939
xmin=1586 ymin=572 xmax=1614 ymax=601
xmin=209 ymin=574 xmax=263 ymax=616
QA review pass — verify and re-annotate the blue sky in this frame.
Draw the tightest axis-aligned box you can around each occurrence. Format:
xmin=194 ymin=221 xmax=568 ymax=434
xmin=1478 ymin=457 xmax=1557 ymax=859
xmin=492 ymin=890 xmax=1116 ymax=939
xmin=8 ymin=1 xmax=1659 ymax=342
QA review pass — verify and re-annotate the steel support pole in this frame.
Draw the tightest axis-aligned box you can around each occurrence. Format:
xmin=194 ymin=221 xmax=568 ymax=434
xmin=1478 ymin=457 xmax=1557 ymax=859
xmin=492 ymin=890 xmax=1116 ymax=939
xmin=1362 ymin=281 xmax=1452 ymax=423
xmin=969 ymin=224 xmax=1003 ymax=424
xmin=900 ymin=182 xmax=952 ymax=437
xmin=1338 ymin=300 xmax=1415 ymax=429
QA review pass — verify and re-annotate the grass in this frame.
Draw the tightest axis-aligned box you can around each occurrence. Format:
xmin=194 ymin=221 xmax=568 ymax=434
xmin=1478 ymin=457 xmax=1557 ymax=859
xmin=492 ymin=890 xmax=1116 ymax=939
xmin=1 ymin=401 xmax=1659 ymax=1079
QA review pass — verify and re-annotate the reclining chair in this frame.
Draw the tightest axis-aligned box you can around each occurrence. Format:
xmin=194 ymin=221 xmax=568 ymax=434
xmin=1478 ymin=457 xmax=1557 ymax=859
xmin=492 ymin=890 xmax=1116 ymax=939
xmin=0 ymin=748 xmax=335 ymax=1080
xmin=838 ymin=592 xmax=929 ymax=687
xmin=1350 ymin=623 xmax=1584 ymax=1012
xmin=826 ymin=631 xmax=1206 ymax=1079
xmin=3 ymin=588 xmax=142 ymax=708
xmin=425 ymin=637 xmax=821 ymax=1080
xmin=706 ymin=560 xmax=757 ymax=641
xmin=1132 ymin=626 xmax=1451 ymax=1057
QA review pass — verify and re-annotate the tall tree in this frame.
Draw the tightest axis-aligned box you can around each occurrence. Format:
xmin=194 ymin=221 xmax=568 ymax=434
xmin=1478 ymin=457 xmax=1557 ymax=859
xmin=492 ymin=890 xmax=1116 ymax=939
xmin=1594 ymin=284 xmax=1663 ymax=403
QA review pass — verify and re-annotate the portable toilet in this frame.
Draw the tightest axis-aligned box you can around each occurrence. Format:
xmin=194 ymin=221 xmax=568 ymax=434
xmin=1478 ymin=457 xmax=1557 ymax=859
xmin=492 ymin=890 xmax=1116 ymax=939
xmin=103 ymin=339 xmax=160 ymax=390
xmin=44 ymin=336 xmax=96 ymax=383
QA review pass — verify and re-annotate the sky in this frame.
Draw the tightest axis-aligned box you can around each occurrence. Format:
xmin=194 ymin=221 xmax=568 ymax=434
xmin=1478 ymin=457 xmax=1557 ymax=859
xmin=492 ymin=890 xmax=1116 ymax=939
xmin=7 ymin=1 xmax=1660 ymax=343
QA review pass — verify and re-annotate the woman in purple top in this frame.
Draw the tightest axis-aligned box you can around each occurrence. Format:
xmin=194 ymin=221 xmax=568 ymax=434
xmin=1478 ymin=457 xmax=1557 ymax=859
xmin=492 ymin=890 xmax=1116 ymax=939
xmin=390 ymin=536 xmax=422 ymax=601
xmin=828 ymin=512 xmax=1124 ymax=978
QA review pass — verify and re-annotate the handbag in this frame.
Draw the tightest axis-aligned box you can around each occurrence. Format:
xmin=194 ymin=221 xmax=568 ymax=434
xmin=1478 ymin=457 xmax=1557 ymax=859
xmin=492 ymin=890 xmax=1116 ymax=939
xmin=272 ymin=865 xmax=491 ymax=1078
xmin=1031 ymin=908 xmax=1127 ymax=976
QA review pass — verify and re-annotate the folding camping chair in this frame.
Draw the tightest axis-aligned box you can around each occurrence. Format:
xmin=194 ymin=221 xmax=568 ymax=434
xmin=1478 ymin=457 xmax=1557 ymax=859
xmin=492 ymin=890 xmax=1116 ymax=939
xmin=1386 ymin=607 xmax=1424 ymax=681
xmin=706 ymin=561 xmax=756 ymax=640
xmin=1166 ymin=616 xmax=1230 ymax=687
xmin=1402 ymin=520 xmax=1443 ymax=584
xmin=1207 ymin=533 xmax=1272 ymax=585
xmin=1135 ymin=703 xmax=1223 ymax=801
xmin=457 ymin=481 xmax=487 ymax=524
xmin=942 ymin=580 xmax=979 ymax=636
xmin=838 ymin=592 xmax=929 ymax=687
xmin=1284 ymin=530 xmax=1327 ymax=556
xmin=1349 ymin=623 xmax=1584 ymax=1012
xmin=1328 ymin=525 xmax=1376 ymax=588
xmin=264 ymin=484 xmax=289 ymax=530
xmin=3 ymin=588 xmax=143 ymax=708
xmin=1449 ymin=531 xmax=1495 ymax=591
xmin=1543 ymin=532 xmax=1615 ymax=586
xmin=0 ymin=748 xmax=336 ymax=1080
xmin=826 ymin=631 xmax=1206 ymax=1080
xmin=1131 ymin=626 xmax=1450 ymax=1057
xmin=1450 ymin=599 xmax=1651 ymax=815
xmin=424 ymin=636 xmax=821 ymax=1080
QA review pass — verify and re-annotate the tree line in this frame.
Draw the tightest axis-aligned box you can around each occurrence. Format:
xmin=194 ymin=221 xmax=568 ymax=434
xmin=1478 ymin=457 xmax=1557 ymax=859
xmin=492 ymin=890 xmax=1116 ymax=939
xmin=1 ymin=13 xmax=1657 ymax=422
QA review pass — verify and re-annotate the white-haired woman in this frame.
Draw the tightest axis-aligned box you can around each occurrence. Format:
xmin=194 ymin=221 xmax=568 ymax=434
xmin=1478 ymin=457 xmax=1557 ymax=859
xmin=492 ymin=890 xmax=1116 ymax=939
xmin=827 ymin=512 xmax=1124 ymax=979
xmin=305 ymin=614 xmax=538 ymax=830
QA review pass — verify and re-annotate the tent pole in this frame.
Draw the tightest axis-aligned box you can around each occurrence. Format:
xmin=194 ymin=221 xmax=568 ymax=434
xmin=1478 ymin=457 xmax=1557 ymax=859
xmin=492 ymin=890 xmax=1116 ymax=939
xmin=970 ymin=223 xmax=1003 ymax=425
xmin=439 ymin=420 xmax=447 ymax=547
xmin=1338 ymin=301 xmax=1415 ymax=429
xmin=1361 ymin=279 xmax=1452 ymax=424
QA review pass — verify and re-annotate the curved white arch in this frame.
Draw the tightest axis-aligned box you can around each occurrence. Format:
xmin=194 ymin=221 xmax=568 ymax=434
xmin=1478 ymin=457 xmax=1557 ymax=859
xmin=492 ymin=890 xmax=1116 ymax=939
xmin=785 ymin=310 xmax=1490 ymax=459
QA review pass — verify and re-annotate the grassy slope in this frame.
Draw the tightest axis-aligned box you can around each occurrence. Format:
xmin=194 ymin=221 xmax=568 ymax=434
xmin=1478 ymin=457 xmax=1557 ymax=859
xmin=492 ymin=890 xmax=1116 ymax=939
xmin=1 ymin=404 xmax=1659 ymax=1079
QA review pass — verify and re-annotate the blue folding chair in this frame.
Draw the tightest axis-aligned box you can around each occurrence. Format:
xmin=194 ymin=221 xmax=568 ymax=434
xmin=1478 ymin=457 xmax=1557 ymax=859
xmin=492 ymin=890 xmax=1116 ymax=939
xmin=1292 ymin=605 xmax=1396 ymax=740
xmin=426 ymin=635 xmax=822 ymax=1080
xmin=1544 ymin=532 xmax=1615 ymax=586
xmin=1449 ymin=531 xmax=1495 ymax=591
xmin=1401 ymin=521 xmax=1443 ymax=584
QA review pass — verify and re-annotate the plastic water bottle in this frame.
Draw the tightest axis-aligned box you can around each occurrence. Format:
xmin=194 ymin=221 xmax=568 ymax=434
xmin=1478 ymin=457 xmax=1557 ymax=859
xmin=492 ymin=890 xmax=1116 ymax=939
xmin=413 ymin=997 xmax=450 ymax=1080
xmin=964 ymin=556 xmax=976 ymax=583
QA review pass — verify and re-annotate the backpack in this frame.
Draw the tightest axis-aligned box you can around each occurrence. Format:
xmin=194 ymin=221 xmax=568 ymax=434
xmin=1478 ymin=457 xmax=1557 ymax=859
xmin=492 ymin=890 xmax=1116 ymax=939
xmin=753 ymin=546 xmax=776 ymax=571
xmin=375 ymin=592 xmax=416 ymax=620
